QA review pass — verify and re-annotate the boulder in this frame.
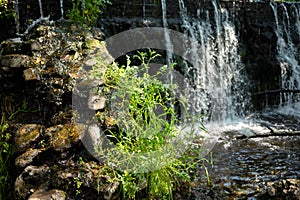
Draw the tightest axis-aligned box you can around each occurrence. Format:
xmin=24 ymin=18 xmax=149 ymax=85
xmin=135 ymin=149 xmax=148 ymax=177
xmin=45 ymin=124 xmax=85 ymax=151
xmin=0 ymin=54 xmax=30 ymax=68
xmin=258 ymin=179 xmax=300 ymax=200
xmin=14 ymin=124 xmax=44 ymax=154
xmin=23 ymin=68 xmax=40 ymax=81
xmin=28 ymin=189 xmax=66 ymax=200
xmin=14 ymin=165 xmax=51 ymax=200
xmin=15 ymin=148 xmax=44 ymax=168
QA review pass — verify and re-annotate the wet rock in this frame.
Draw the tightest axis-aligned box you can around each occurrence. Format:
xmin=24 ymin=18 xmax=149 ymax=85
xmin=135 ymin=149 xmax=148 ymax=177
xmin=51 ymin=162 xmax=98 ymax=192
xmin=23 ymin=68 xmax=40 ymax=81
xmin=2 ymin=21 xmax=119 ymax=199
xmin=1 ymin=20 xmax=114 ymax=112
xmin=258 ymin=179 xmax=300 ymax=200
xmin=15 ymin=124 xmax=44 ymax=153
xmin=15 ymin=148 xmax=44 ymax=168
xmin=84 ymin=39 xmax=114 ymax=70
xmin=49 ymin=160 xmax=120 ymax=200
xmin=76 ymin=79 xmax=105 ymax=91
xmin=0 ymin=38 xmax=29 ymax=55
xmin=45 ymin=124 xmax=85 ymax=151
xmin=30 ymin=41 xmax=43 ymax=51
xmin=50 ymin=110 xmax=73 ymax=125
xmin=52 ymin=169 xmax=75 ymax=190
xmin=104 ymin=116 xmax=117 ymax=127
xmin=0 ymin=54 xmax=30 ymax=68
xmin=267 ymin=185 xmax=276 ymax=196
xmin=84 ymin=124 xmax=107 ymax=157
xmin=101 ymin=177 xmax=119 ymax=200
xmin=15 ymin=165 xmax=51 ymax=200
xmin=88 ymin=94 xmax=106 ymax=110
xmin=188 ymin=185 xmax=224 ymax=200
xmin=91 ymin=27 xmax=103 ymax=40
xmin=84 ymin=58 xmax=98 ymax=67
xmin=86 ymin=38 xmax=102 ymax=49
xmin=28 ymin=189 xmax=66 ymax=200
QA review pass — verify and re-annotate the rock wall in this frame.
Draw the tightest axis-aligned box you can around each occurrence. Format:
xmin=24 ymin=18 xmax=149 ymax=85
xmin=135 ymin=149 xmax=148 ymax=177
xmin=0 ymin=21 xmax=118 ymax=199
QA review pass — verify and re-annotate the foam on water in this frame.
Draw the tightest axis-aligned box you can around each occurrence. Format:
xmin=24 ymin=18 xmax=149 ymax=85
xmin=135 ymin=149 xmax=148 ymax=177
xmin=273 ymin=102 xmax=300 ymax=118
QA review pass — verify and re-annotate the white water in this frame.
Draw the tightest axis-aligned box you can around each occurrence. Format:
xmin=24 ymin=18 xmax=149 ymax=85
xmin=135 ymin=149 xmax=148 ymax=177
xmin=38 ymin=0 xmax=44 ymax=18
xmin=60 ymin=0 xmax=64 ymax=19
xmin=15 ymin=0 xmax=50 ymax=36
xmin=177 ymin=0 xmax=248 ymax=122
xmin=14 ymin=0 xmax=20 ymax=34
xmin=270 ymin=2 xmax=300 ymax=110
xmin=161 ymin=0 xmax=173 ymax=66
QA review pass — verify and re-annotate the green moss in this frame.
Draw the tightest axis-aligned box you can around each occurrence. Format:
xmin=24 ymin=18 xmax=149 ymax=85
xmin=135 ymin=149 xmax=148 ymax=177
xmin=15 ymin=124 xmax=43 ymax=153
xmin=50 ymin=124 xmax=84 ymax=151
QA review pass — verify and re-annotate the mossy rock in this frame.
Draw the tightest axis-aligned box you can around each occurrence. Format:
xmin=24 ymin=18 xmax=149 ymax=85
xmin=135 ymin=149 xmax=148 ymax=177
xmin=15 ymin=124 xmax=44 ymax=153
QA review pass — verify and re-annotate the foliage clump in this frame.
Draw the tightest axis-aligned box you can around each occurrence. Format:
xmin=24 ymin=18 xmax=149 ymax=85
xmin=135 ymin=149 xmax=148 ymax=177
xmin=67 ymin=0 xmax=111 ymax=26
xmin=91 ymin=50 xmax=209 ymax=199
xmin=0 ymin=114 xmax=13 ymax=200
xmin=0 ymin=0 xmax=14 ymax=19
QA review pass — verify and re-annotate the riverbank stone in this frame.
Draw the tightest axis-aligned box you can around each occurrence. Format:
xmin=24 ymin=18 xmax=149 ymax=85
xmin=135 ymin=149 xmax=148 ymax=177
xmin=0 ymin=54 xmax=30 ymax=68
xmin=15 ymin=148 xmax=44 ymax=168
xmin=15 ymin=124 xmax=44 ymax=154
xmin=14 ymin=165 xmax=51 ymax=200
xmin=28 ymin=189 xmax=66 ymax=200
xmin=45 ymin=124 xmax=85 ymax=152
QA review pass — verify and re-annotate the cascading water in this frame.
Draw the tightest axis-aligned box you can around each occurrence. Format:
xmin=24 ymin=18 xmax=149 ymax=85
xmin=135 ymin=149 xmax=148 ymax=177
xmin=270 ymin=2 xmax=300 ymax=117
xmin=169 ymin=2 xmax=300 ymax=198
xmin=38 ymin=0 xmax=44 ymax=18
xmin=15 ymin=0 xmax=50 ymax=36
xmin=60 ymin=0 xmax=64 ymax=19
xmin=161 ymin=0 xmax=173 ymax=65
xmin=13 ymin=0 xmax=20 ymax=34
xmin=177 ymin=0 xmax=249 ymax=123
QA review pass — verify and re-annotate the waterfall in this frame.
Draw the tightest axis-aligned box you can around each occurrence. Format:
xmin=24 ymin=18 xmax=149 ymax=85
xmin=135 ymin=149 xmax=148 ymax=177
xmin=60 ymin=0 xmax=64 ymax=19
xmin=161 ymin=0 xmax=173 ymax=65
xmin=14 ymin=0 xmax=20 ymax=34
xmin=38 ymin=0 xmax=44 ymax=18
xmin=270 ymin=2 xmax=300 ymax=110
xmin=178 ymin=0 xmax=248 ymax=122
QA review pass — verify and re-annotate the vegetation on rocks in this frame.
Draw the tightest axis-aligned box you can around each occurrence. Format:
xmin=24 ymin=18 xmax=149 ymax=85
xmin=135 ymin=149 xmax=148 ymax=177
xmin=0 ymin=114 xmax=13 ymax=199
xmin=0 ymin=20 xmax=210 ymax=199
xmin=67 ymin=0 xmax=111 ymax=26
xmin=88 ymin=50 xmax=209 ymax=199
xmin=0 ymin=21 xmax=110 ymax=199
xmin=0 ymin=0 xmax=14 ymax=19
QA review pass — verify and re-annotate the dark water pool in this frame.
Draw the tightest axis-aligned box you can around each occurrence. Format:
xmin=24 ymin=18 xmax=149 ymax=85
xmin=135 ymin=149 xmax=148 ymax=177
xmin=189 ymin=110 xmax=300 ymax=199
xmin=204 ymin=135 xmax=300 ymax=199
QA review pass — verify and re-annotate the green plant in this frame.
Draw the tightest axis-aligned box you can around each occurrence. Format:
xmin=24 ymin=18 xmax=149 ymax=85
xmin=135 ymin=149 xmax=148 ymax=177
xmin=73 ymin=177 xmax=83 ymax=195
xmin=0 ymin=0 xmax=14 ymax=19
xmin=93 ymin=50 xmax=208 ymax=199
xmin=77 ymin=156 xmax=84 ymax=165
xmin=8 ymin=99 xmax=38 ymax=121
xmin=0 ymin=114 xmax=13 ymax=200
xmin=66 ymin=0 xmax=111 ymax=26
xmin=0 ymin=97 xmax=38 ymax=199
